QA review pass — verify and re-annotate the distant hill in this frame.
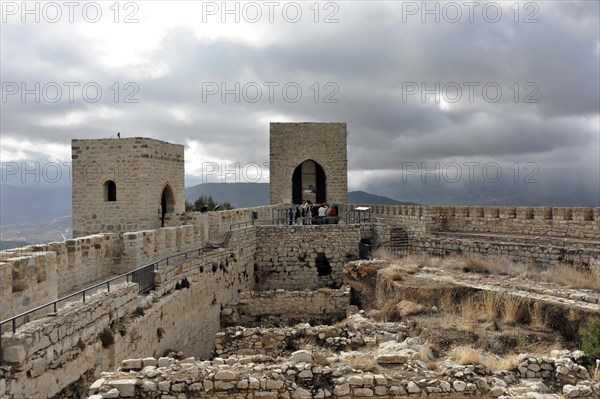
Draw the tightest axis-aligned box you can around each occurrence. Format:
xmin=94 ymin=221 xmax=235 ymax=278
xmin=348 ymin=191 xmax=418 ymax=206
xmin=184 ymin=183 xmax=412 ymax=208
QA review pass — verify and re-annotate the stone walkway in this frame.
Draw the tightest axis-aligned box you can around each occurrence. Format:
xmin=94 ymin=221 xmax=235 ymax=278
xmin=416 ymin=266 xmax=600 ymax=312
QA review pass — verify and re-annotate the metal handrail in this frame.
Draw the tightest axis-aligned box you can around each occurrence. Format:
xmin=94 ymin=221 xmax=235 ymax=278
xmin=0 ymin=215 xmax=380 ymax=359
xmin=0 ymin=241 xmax=233 ymax=361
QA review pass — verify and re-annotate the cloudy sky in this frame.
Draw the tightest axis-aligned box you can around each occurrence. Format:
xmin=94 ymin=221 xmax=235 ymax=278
xmin=1 ymin=1 xmax=599 ymax=206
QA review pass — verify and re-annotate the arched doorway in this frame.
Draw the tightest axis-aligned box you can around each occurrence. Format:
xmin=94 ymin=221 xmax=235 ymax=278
xmin=292 ymin=160 xmax=326 ymax=204
xmin=160 ymin=184 xmax=175 ymax=227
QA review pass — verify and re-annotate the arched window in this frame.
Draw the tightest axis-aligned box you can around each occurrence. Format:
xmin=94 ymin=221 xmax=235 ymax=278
xmin=104 ymin=180 xmax=117 ymax=201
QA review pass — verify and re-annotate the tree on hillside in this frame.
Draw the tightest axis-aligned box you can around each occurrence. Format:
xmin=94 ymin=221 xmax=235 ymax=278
xmin=185 ymin=195 xmax=233 ymax=212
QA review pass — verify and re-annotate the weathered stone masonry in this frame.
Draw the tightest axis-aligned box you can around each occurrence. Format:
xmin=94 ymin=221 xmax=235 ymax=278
xmin=72 ymin=137 xmax=185 ymax=237
xmin=0 ymin=221 xmax=362 ymax=399
xmin=341 ymin=204 xmax=600 ymax=268
xmin=0 ymin=227 xmax=257 ymax=399
xmin=0 ymin=206 xmax=276 ymax=323
xmin=254 ymin=225 xmax=361 ymax=291
xmin=270 ymin=122 xmax=348 ymax=205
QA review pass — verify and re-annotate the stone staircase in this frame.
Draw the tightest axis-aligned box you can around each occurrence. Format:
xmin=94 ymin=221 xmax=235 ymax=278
xmin=380 ymin=227 xmax=410 ymax=257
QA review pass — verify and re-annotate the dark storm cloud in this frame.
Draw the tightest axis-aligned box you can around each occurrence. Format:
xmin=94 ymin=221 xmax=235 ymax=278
xmin=1 ymin=1 xmax=598 ymax=205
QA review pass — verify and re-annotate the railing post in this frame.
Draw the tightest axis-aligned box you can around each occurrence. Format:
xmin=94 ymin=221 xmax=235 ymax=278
xmin=12 ymin=319 xmax=16 ymax=333
xmin=53 ymin=302 xmax=57 ymax=313
xmin=82 ymin=291 xmax=86 ymax=303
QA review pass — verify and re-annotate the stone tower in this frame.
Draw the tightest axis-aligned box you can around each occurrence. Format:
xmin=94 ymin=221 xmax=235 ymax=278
xmin=71 ymin=137 xmax=185 ymax=237
xmin=269 ymin=122 xmax=348 ymax=205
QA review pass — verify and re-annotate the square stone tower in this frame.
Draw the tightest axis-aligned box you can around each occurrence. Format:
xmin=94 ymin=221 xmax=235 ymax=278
xmin=71 ymin=137 xmax=185 ymax=237
xmin=270 ymin=122 xmax=348 ymax=205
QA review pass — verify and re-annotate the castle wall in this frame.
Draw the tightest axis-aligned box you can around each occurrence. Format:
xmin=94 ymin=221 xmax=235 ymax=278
xmin=1 ymin=202 xmax=599 ymax=398
xmin=254 ymin=225 xmax=361 ymax=291
xmin=0 ymin=226 xmax=198 ymax=323
xmin=340 ymin=204 xmax=599 ymax=240
xmin=0 ymin=252 xmax=57 ymax=323
xmin=0 ymin=227 xmax=257 ymax=399
xmin=413 ymin=235 xmax=599 ymax=269
xmin=270 ymin=122 xmax=348 ymax=205
xmin=161 ymin=205 xmax=279 ymax=242
xmin=71 ymin=138 xmax=185 ymax=237
xmin=0 ymin=235 xmax=120 ymax=321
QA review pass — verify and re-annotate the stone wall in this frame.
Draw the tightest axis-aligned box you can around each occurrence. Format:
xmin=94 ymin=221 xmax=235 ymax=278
xmin=119 ymin=225 xmax=203 ymax=274
xmin=72 ymin=137 xmax=185 ymax=237
xmin=221 ymin=288 xmax=349 ymax=327
xmin=0 ymin=251 xmax=58 ymax=323
xmin=162 ymin=205 xmax=279 ymax=242
xmin=340 ymin=204 xmax=599 ymax=240
xmin=0 ymin=234 xmax=121 ymax=321
xmin=270 ymin=122 xmax=348 ymax=205
xmin=0 ymin=227 xmax=257 ymax=399
xmin=0 ymin=223 xmax=206 ymax=322
xmin=85 ymin=350 xmax=600 ymax=398
xmin=254 ymin=225 xmax=361 ymax=291
xmin=413 ymin=234 xmax=600 ymax=268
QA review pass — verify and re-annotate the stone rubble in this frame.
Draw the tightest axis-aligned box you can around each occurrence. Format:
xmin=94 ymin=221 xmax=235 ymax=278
xmin=87 ymin=316 xmax=600 ymax=399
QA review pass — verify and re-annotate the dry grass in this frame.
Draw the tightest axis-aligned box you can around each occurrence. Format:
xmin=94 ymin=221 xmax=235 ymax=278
xmin=450 ymin=345 xmax=486 ymax=366
xmin=422 ymin=255 xmax=443 ymax=268
xmin=502 ymin=295 xmax=526 ymax=325
xmin=460 ymin=296 xmax=480 ymax=321
xmin=439 ymin=291 xmax=455 ymax=312
xmin=530 ymin=302 xmax=546 ymax=328
xmin=397 ymin=300 xmax=428 ymax=317
xmin=348 ymin=279 xmax=374 ymax=297
xmin=377 ymin=251 xmax=600 ymax=293
xmin=379 ymin=299 xmax=401 ymax=322
xmin=481 ymin=292 xmax=502 ymax=321
xmin=378 ymin=299 xmax=428 ymax=321
xmin=344 ymin=354 xmax=380 ymax=371
xmin=544 ymin=264 xmax=600 ymax=291
xmin=415 ymin=344 xmax=434 ymax=362
xmin=450 ymin=345 xmax=518 ymax=371
xmin=464 ymin=256 xmax=491 ymax=274
xmin=516 ymin=340 xmax=563 ymax=355
xmin=387 ymin=260 xmax=420 ymax=275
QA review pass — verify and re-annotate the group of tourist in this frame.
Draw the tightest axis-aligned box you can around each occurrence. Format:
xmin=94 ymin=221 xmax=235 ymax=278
xmin=287 ymin=201 xmax=339 ymax=225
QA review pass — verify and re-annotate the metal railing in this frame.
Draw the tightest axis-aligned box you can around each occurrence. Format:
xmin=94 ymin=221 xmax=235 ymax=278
xmin=0 ymin=262 xmax=155 ymax=337
xmin=0 ymin=214 xmax=382 ymax=360
xmin=0 ymin=241 xmax=228 ymax=358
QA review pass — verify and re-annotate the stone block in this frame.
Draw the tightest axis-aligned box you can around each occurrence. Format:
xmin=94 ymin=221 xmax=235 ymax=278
xmin=30 ymin=357 xmax=47 ymax=377
xmin=122 ymin=358 xmax=142 ymax=370
xmin=111 ymin=379 xmax=137 ymax=397
xmin=333 ymin=383 xmax=350 ymax=396
xmin=142 ymin=357 xmax=157 ymax=367
xmin=3 ymin=345 xmax=26 ymax=365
